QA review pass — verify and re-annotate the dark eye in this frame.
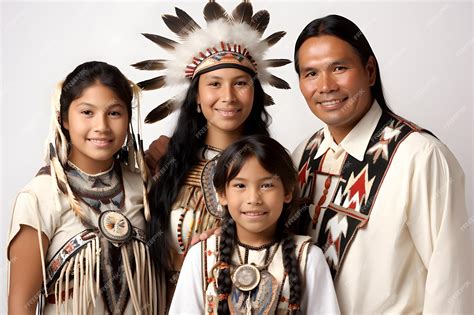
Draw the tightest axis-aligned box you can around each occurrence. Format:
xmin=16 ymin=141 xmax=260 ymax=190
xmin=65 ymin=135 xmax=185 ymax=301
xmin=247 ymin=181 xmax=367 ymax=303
xmin=261 ymin=182 xmax=274 ymax=190
xmin=334 ymin=66 xmax=347 ymax=72
xmin=305 ymin=71 xmax=317 ymax=78
xmin=235 ymin=80 xmax=248 ymax=86
xmin=109 ymin=111 xmax=122 ymax=117
xmin=233 ymin=183 xmax=245 ymax=189
xmin=81 ymin=110 xmax=93 ymax=116
xmin=208 ymin=81 xmax=220 ymax=87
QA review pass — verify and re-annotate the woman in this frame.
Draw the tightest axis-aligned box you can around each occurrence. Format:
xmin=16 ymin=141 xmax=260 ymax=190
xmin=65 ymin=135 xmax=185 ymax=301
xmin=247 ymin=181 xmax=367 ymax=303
xmin=132 ymin=0 xmax=292 ymax=307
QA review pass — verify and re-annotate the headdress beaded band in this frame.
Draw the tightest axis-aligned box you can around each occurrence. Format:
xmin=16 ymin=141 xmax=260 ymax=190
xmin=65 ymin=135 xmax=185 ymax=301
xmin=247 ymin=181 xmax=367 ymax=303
xmin=132 ymin=0 xmax=291 ymax=123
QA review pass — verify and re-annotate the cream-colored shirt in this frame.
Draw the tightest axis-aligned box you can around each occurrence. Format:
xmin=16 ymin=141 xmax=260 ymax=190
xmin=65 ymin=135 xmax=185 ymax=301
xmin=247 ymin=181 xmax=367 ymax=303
xmin=293 ymin=102 xmax=473 ymax=314
xmin=169 ymin=235 xmax=340 ymax=314
xmin=7 ymin=166 xmax=149 ymax=315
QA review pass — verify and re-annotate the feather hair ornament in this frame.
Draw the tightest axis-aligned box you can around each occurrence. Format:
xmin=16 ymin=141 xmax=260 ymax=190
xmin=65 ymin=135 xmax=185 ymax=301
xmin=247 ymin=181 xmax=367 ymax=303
xmin=46 ymin=83 xmax=89 ymax=224
xmin=133 ymin=0 xmax=291 ymax=123
xmin=45 ymin=80 xmax=152 ymax=222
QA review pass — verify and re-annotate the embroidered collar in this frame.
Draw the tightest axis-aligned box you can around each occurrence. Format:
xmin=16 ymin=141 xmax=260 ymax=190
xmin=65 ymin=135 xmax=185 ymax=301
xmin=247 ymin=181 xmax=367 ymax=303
xmin=315 ymin=100 xmax=382 ymax=162
xmin=200 ymin=145 xmax=222 ymax=160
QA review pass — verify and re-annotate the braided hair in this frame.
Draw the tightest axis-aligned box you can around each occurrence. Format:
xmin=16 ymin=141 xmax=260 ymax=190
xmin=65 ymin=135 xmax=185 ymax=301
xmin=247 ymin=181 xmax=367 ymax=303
xmin=213 ymin=135 xmax=303 ymax=313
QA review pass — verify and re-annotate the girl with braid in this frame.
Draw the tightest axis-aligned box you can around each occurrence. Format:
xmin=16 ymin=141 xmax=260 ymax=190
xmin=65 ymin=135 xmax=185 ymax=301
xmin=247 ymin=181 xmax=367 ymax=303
xmin=133 ymin=1 xmax=293 ymax=308
xmin=169 ymin=135 xmax=339 ymax=314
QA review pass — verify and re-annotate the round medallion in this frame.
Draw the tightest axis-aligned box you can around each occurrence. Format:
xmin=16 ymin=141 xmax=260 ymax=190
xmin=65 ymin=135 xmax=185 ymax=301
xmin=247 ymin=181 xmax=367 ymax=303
xmin=231 ymin=264 xmax=260 ymax=292
xmin=98 ymin=210 xmax=132 ymax=244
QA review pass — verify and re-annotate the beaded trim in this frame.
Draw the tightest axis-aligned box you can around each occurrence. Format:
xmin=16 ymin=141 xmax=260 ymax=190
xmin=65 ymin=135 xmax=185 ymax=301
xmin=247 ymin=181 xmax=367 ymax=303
xmin=45 ymin=227 xmax=147 ymax=288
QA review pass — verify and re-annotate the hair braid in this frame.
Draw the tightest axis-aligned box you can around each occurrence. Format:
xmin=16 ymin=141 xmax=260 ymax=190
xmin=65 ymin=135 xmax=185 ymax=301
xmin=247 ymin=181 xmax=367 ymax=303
xmin=216 ymin=213 xmax=236 ymax=315
xmin=282 ymin=233 xmax=302 ymax=314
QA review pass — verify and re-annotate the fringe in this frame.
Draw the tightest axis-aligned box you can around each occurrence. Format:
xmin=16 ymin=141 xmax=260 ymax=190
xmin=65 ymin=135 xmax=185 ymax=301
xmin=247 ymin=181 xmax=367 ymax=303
xmin=45 ymin=237 xmax=158 ymax=314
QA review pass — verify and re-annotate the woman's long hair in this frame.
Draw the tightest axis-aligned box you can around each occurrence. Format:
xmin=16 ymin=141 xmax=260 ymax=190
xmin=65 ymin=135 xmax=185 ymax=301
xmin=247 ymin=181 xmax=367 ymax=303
xmin=148 ymin=76 xmax=270 ymax=273
xmin=212 ymin=135 xmax=303 ymax=314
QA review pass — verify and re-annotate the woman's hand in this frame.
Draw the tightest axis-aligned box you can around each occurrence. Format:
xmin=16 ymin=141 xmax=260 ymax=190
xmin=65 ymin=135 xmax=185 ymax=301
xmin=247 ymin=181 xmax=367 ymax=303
xmin=145 ymin=135 xmax=170 ymax=176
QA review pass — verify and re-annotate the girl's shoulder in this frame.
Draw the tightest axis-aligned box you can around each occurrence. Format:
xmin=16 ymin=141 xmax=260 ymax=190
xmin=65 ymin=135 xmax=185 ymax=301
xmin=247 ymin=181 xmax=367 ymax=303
xmin=20 ymin=165 xmax=57 ymax=200
xmin=120 ymin=164 xmax=145 ymax=189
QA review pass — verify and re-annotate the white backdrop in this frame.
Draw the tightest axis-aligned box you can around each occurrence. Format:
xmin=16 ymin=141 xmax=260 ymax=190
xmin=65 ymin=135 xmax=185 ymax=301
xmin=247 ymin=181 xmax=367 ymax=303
xmin=1 ymin=0 xmax=472 ymax=311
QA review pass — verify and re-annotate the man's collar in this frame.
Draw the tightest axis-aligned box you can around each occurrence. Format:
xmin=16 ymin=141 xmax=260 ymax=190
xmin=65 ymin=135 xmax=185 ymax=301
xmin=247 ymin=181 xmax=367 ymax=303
xmin=315 ymin=100 xmax=382 ymax=161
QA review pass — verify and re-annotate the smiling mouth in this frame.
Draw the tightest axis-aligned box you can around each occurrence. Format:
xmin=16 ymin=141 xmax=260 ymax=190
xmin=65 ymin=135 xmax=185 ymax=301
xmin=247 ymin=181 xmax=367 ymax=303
xmin=88 ymin=139 xmax=112 ymax=146
xmin=317 ymin=97 xmax=348 ymax=107
xmin=216 ymin=109 xmax=241 ymax=117
xmin=242 ymin=211 xmax=267 ymax=217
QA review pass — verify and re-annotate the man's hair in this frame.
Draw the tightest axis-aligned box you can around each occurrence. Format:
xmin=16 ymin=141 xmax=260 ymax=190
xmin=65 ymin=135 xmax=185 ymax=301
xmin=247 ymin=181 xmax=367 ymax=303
xmin=294 ymin=14 xmax=392 ymax=113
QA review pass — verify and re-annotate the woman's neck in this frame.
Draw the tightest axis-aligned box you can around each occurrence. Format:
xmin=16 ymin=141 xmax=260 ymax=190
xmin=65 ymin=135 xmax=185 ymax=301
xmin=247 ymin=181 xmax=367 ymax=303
xmin=205 ymin=127 xmax=243 ymax=150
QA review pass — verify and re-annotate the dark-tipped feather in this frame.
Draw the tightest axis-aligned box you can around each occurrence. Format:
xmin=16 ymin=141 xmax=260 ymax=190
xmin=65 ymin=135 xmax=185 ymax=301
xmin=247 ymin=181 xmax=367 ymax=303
xmin=261 ymin=31 xmax=286 ymax=47
xmin=145 ymin=100 xmax=176 ymax=123
xmin=175 ymin=7 xmax=201 ymax=31
xmin=203 ymin=1 xmax=230 ymax=23
xmin=263 ymin=93 xmax=274 ymax=106
xmin=264 ymin=59 xmax=291 ymax=68
xmin=232 ymin=1 xmax=252 ymax=24
xmin=49 ymin=143 xmax=67 ymax=193
xmin=137 ymin=76 xmax=166 ymax=91
xmin=250 ymin=10 xmax=269 ymax=35
xmin=131 ymin=59 xmax=167 ymax=71
xmin=162 ymin=13 xmax=200 ymax=38
xmin=268 ymin=74 xmax=291 ymax=89
xmin=142 ymin=33 xmax=177 ymax=51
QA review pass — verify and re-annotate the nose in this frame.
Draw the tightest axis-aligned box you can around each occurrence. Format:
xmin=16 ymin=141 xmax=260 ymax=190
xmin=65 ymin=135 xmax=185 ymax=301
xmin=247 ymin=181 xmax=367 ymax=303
xmin=317 ymin=72 xmax=338 ymax=94
xmin=246 ymin=187 xmax=263 ymax=205
xmin=222 ymin=84 xmax=237 ymax=103
xmin=94 ymin=113 xmax=110 ymax=132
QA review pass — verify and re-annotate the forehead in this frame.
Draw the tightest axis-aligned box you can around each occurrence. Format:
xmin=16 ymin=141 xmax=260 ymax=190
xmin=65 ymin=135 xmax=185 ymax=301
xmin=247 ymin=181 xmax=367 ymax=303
xmin=199 ymin=67 xmax=252 ymax=80
xmin=71 ymin=84 xmax=125 ymax=106
xmin=231 ymin=156 xmax=273 ymax=179
xmin=297 ymin=35 xmax=361 ymax=69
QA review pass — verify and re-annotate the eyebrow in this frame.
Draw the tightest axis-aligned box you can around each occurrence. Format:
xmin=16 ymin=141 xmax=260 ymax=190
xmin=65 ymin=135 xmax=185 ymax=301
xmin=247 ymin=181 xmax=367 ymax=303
xmin=231 ymin=176 xmax=275 ymax=181
xmin=204 ymin=75 xmax=250 ymax=80
xmin=300 ymin=59 xmax=349 ymax=73
xmin=77 ymin=102 xmax=125 ymax=108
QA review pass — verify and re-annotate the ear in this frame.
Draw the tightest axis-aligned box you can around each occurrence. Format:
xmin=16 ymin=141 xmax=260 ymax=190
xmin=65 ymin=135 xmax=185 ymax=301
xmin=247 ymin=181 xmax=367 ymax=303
xmin=366 ymin=56 xmax=377 ymax=87
xmin=284 ymin=191 xmax=293 ymax=204
xmin=63 ymin=118 xmax=69 ymax=131
xmin=218 ymin=192 xmax=228 ymax=206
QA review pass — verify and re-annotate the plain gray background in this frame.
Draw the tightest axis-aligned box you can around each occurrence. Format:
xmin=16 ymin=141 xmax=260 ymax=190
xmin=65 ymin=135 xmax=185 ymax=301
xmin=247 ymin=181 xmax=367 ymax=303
xmin=1 ymin=1 xmax=472 ymax=311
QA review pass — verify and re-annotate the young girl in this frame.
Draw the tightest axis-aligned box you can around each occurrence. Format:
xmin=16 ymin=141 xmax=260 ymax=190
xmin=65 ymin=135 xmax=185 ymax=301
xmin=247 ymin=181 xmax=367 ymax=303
xmin=132 ymin=0 xmax=292 ymax=306
xmin=169 ymin=135 xmax=340 ymax=314
xmin=7 ymin=61 xmax=162 ymax=314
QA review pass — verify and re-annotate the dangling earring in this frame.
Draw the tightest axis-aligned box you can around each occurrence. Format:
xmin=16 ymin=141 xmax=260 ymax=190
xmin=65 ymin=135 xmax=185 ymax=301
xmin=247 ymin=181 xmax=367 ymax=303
xmin=197 ymin=104 xmax=202 ymax=113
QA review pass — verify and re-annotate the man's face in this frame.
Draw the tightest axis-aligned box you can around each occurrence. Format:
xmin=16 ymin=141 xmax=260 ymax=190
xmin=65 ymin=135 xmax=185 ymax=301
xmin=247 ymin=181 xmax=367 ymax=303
xmin=298 ymin=35 xmax=376 ymax=143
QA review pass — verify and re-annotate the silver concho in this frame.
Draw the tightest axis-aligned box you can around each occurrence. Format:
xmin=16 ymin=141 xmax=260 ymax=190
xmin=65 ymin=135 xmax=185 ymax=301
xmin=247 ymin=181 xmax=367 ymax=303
xmin=231 ymin=264 xmax=260 ymax=292
xmin=98 ymin=210 xmax=132 ymax=245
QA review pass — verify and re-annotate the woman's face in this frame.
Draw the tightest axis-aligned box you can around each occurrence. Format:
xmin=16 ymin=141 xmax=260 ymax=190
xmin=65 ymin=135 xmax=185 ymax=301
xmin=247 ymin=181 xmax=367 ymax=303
xmin=196 ymin=67 xmax=254 ymax=139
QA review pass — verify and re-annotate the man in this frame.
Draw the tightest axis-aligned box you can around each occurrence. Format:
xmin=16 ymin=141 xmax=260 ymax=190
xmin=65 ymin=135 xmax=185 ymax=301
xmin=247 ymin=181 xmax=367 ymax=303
xmin=292 ymin=14 xmax=473 ymax=313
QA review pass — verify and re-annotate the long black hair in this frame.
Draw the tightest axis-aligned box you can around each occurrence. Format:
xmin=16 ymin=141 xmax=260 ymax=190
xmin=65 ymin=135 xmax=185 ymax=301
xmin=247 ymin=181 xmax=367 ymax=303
xmin=294 ymin=14 xmax=392 ymax=113
xmin=212 ymin=135 xmax=302 ymax=314
xmin=60 ymin=61 xmax=133 ymax=139
xmin=148 ymin=75 xmax=270 ymax=274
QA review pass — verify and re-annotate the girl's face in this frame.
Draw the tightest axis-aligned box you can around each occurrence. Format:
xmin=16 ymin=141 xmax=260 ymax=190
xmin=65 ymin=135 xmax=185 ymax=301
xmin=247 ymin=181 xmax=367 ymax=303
xmin=196 ymin=68 xmax=254 ymax=139
xmin=219 ymin=156 xmax=293 ymax=245
xmin=63 ymin=83 xmax=129 ymax=174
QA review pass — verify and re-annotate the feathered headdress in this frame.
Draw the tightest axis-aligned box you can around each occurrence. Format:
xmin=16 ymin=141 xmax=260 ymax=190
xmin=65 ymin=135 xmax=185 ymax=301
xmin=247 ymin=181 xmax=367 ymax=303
xmin=132 ymin=0 xmax=291 ymax=123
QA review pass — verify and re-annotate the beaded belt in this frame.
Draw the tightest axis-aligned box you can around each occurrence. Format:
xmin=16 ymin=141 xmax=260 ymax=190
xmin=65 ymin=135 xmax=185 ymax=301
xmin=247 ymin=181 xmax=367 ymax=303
xmin=45 ymin=225 xmax=146 ymax=288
